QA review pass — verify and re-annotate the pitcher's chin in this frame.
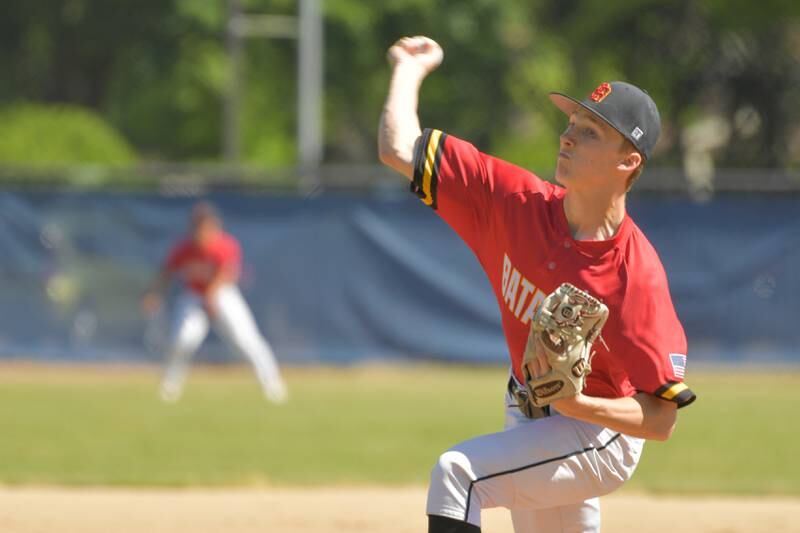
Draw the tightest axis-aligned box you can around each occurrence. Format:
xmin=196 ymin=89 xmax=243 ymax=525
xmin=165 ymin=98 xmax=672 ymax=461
xmin=553 ymin=164 xmax=570 ymax=187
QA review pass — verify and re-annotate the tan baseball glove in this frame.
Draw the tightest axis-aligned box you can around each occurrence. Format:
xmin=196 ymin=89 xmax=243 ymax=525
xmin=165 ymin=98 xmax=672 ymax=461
xmin=521 ymin=283 xmax=609 ymax=408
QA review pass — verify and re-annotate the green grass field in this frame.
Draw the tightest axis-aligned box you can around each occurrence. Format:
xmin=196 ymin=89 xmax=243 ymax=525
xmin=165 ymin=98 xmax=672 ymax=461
xmin=0 ymin=364 xmax=797 ymax=495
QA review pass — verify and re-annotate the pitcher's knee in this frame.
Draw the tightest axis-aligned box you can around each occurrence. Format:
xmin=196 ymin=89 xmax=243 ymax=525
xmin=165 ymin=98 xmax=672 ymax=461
xmin=427 ymin=450 xmax=481 ymax=526
xmin=430 ymin=450 xmax=474 ymax=495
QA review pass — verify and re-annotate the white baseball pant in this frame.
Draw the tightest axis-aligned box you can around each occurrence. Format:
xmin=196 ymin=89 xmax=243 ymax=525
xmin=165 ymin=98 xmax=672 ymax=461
xmin=160 ymin=284 xmax=286 ymax=402
xmin=426 ymin=379 xmax=644 ymax=532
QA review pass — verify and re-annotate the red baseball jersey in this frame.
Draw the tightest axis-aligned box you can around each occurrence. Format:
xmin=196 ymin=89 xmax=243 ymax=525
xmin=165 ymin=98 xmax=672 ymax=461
xmin=165 ymin=232 xmax=241 ymax=295
xmin=411 ymin=128 xmax=695 ymax=407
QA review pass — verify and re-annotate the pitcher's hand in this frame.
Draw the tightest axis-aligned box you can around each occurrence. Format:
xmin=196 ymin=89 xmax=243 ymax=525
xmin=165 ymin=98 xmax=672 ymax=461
xmin=387 ymin=36 xmax=443 ymax=77
xmin=525 ymin=337 xmax=552 ymax=379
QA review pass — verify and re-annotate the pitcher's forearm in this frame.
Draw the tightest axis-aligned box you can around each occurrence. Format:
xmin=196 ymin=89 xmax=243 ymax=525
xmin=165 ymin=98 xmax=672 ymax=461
xmin=554 ymin=392 xmax=677 ymax=441
xmin=378 ymin=63 xmax=428 ymax=178
xmin=378 ymin=36 xmax=443 ymax=178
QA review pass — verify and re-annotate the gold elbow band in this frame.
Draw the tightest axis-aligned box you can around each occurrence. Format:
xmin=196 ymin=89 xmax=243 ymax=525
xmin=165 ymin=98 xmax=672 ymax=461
xmin=411 ymin=128 xmax=446 ymax=209
xmin=654 ymin=381 xmax=696 ymax=408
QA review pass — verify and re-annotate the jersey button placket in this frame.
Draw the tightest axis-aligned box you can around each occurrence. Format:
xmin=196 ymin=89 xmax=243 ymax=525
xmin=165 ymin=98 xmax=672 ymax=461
xmin=551 ymin=239 xmax=581 ymax=273
xmin=545 ymin=240 xmax=577 ymax=273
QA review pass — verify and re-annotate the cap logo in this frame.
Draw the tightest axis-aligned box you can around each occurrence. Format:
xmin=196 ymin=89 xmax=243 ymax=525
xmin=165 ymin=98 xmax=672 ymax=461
xmin=590 ymin=82 xmax=612 ymax=103
xmin=631 ymin=127 xmax=644 ymax=140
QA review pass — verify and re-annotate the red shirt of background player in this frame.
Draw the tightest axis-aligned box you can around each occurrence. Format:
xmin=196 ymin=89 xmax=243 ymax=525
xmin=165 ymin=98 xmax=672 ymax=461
xmin=164 ymin=232 xmax=241 ymax=296
xmin=411 ymin=129 xmax=695 ymax=407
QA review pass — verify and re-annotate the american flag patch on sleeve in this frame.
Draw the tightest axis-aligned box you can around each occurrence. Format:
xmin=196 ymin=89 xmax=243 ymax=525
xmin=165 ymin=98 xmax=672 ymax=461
xmin=669 ymin=353 xmax=687 ymax=379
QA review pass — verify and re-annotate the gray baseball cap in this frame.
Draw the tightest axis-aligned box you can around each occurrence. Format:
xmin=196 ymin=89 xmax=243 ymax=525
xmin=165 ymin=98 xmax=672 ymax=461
xmin=549 ymin=81 xmax=661 ymax=160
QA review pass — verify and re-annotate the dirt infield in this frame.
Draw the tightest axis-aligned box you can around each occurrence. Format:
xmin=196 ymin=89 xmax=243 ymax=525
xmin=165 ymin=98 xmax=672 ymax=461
xmin=1 ymin=487 xmax=798 ymax=533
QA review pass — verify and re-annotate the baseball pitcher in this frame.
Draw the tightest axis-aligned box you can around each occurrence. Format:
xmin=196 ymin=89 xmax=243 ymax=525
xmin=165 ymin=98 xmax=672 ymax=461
xmin=378 ymin=36 xmax=696 ymax=533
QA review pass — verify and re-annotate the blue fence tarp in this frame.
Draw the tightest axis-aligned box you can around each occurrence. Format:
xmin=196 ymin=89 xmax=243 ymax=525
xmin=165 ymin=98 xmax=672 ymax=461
xmin=0 ymin=190 xmax=797 ymax=365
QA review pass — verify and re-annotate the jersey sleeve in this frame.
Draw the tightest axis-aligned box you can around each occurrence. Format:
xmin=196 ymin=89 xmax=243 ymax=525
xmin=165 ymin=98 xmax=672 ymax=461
xmin=617 ymin=277 xmax=697 ymax=408
xmin=410 ymin=128 xmax=550 ymax=253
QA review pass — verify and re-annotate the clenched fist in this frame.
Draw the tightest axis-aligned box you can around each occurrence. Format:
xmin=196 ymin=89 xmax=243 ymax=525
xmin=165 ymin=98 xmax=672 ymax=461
xmin=387 ymin=36 xmax=443 ymax=77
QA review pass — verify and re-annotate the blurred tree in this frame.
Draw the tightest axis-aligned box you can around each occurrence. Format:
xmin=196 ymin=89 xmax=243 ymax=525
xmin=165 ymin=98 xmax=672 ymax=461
xmin=532 ymin=0 xmax=800 ymax=171
xmin=277 ymin=0 xmax=800 ymax=173
xmin=0 ymin=104 xmax=135 ymax=166
xmin=104 ymin=0 xmax=224 ymax=160
xmin=0 ymin=0 xmax=202 ymax=159
xmin=0 ymin=0 xmax=798 ymax=174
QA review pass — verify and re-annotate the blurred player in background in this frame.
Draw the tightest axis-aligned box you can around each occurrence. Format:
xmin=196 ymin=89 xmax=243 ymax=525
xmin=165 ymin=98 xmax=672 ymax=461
xmin=141 ymin=201 xmax=287 ymax=404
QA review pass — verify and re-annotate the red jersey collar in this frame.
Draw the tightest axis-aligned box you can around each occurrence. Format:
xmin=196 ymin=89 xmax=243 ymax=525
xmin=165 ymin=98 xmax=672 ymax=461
xmin=553 ymin=195 xmax=632 ymax=258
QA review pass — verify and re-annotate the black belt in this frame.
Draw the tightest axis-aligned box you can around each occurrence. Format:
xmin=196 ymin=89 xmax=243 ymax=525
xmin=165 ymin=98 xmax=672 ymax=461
xmin=508 ymin=375 xmax=550 ymax=419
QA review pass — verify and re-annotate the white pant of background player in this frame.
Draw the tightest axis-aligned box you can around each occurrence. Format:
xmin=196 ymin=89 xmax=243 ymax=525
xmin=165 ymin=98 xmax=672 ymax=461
xmin=426 ymin=381 xmax=644 ymax=532
xmin=160 ymin=284 xmax=287 ymax=403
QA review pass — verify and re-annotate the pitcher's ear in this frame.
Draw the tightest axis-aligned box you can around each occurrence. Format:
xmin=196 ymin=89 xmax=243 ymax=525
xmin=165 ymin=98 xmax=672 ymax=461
xmin=618 ymin=150 xmax=642 ymax=173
